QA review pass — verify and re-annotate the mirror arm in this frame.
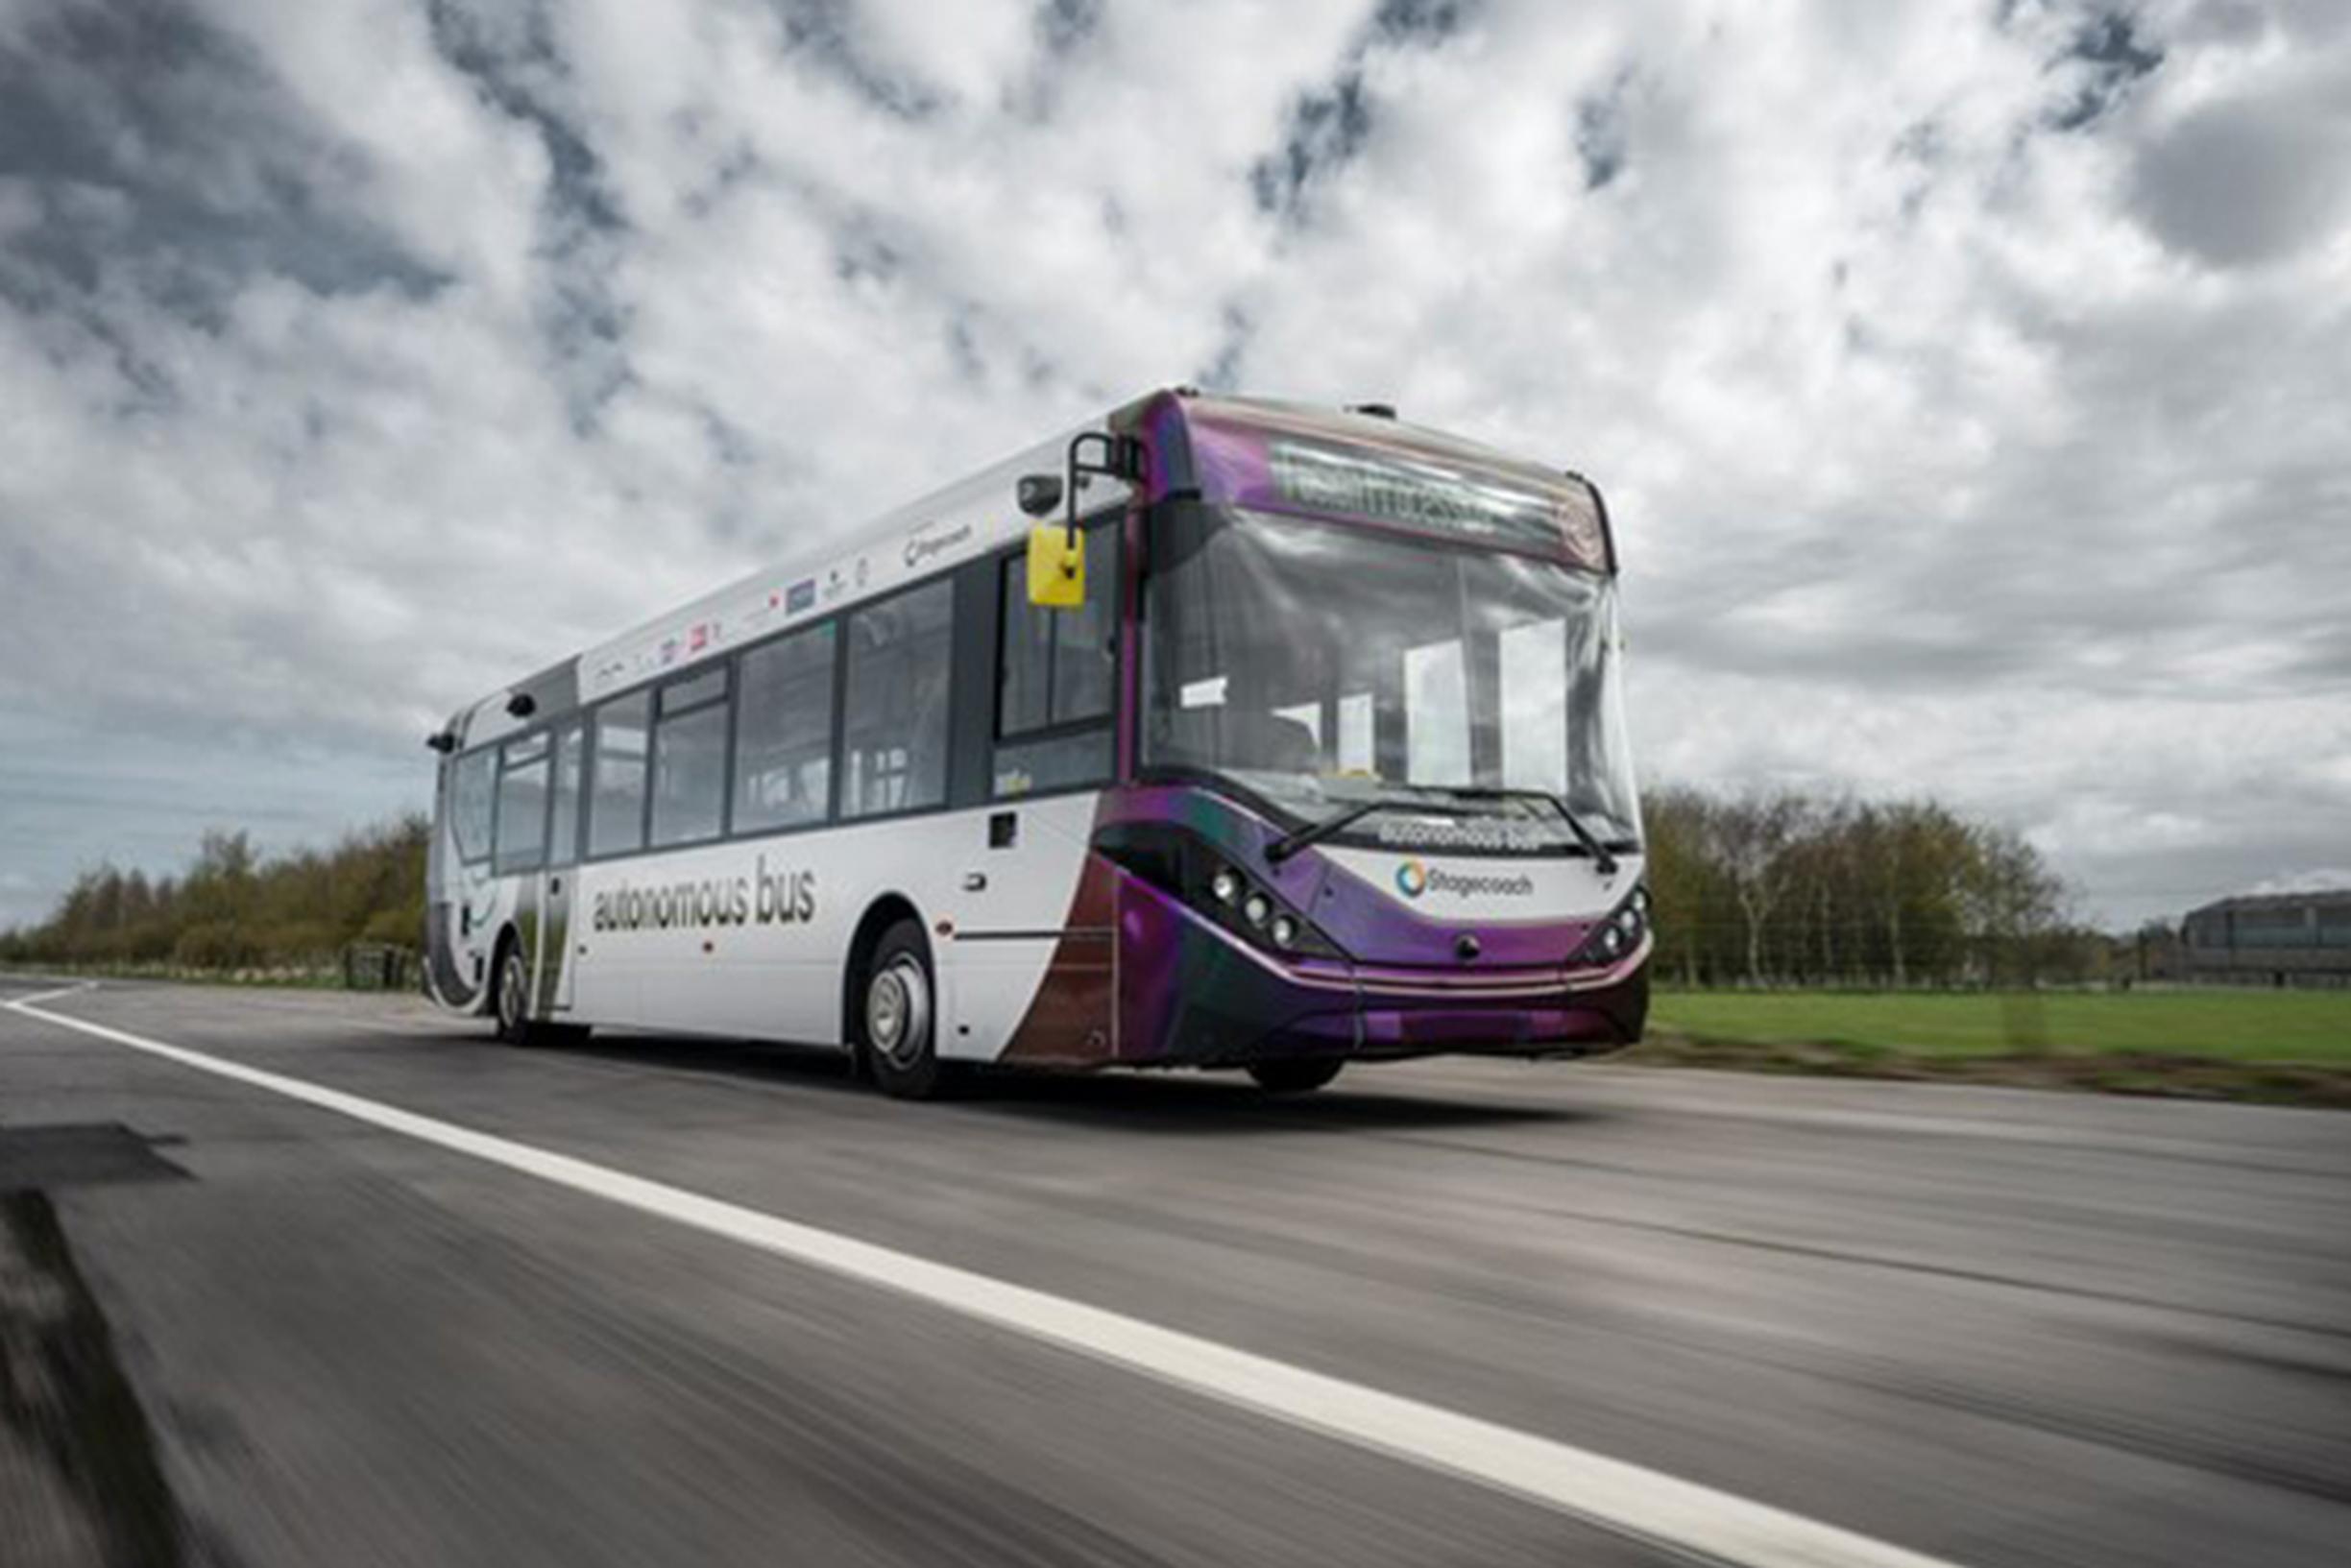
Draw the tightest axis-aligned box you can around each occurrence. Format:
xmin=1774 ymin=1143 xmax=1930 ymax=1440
xmin=1063 ymin=431 xmax=1146 ymax=545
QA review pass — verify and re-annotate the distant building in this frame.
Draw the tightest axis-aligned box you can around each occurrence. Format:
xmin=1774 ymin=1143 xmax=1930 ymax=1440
xmin=2180 ymin=891 xmax=2351 ymax=987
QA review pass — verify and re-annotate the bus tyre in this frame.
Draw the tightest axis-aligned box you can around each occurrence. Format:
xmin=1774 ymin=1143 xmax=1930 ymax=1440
xmin=861 ymin=920 xmax=957 ymax=1100
xmin=1247 ymin=1058 xmax=1344 ymax=1094
xmin=493 ymin=940 xmax=537 ymax=1046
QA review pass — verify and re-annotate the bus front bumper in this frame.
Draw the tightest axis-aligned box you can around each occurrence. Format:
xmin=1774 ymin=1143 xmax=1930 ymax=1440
xmin=1116 ymin=879 xmax=1650 ymax=1068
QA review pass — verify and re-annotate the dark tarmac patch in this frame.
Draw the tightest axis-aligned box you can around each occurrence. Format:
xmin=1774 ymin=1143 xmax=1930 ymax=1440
xmin=2 ymin=1191 xmax=189 ymax=1566
xmin=0 ymin=1124 xmax=189 ymax=1194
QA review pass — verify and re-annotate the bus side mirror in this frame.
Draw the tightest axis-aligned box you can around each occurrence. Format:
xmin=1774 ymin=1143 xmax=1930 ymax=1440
xmin=1027 ymin=524 xmax=1085 ymax=609
xmin=1016 ymin=474 xmax=1063 ymax=517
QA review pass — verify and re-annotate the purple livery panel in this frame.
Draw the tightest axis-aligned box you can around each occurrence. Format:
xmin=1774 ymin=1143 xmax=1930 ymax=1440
xmin=1000 ymin=785 xmax=1647 ymax=1069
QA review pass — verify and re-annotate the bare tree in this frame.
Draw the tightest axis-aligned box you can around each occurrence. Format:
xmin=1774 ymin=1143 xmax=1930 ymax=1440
xmin=1701 ymin=790 xmax=1806 ymax=987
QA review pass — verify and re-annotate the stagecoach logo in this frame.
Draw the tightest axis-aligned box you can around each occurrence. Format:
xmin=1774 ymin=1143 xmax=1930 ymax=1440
xmin=1394 ymin=859 xmax=1536 ymax=901
xmin=592 ymin=856 xmax=817 ymax=932
xmin=904 ymin=522 xmax=973 ymax=567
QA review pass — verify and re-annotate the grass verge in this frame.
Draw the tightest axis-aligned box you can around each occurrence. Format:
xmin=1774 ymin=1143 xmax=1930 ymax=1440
xmin=1636 ymin=989 xmax=2351 ymax=1108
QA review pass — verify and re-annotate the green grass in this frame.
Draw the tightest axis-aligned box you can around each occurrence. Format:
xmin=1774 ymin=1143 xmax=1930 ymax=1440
xmin=1647 ymin=989 xmax=2351 ymax=1065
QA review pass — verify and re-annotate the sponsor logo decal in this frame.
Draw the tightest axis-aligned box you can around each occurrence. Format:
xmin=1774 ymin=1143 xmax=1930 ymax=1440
xmin=785 ymin=578 xmax=817 ymax=614
xmin=904 ymin=522 xmax=974 ymax=567
xmin=592 ymin=856 xmax=817 ymax=932
xmin=1394 ymin=859 xmax=1536 ymax=901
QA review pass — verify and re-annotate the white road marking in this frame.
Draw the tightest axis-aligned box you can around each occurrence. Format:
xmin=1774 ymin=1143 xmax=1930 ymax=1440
xmin=4 ymin=988 xmax=1963 ymax=1568
xmin=5 ymin=979 xmax=97 ymax=1007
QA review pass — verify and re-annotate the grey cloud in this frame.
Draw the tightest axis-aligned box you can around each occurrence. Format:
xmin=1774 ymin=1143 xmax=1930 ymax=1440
xmin=2048 ymin=10 xmax=2163 ymax=133
xmin=1369 ymin=0 xmax=1476 ymax=45
xmin=0 ymin=0 xmax=445 ymax=324
xmin=1249 ymin=0 xmax=1482 ymax=224
xmin=1035 ymin=0 xmax=1103 ymax=57
xmin=425 ymin=1 xmax=625 ymax=236
xmin=1574 ymin=72 xmax=1635 ymax=190
xmin=2128 ymin=90 xmax=2351 ymax=265
xmin=763 ymin=0 xmax=944 ymax=120
xmin=1196 ymin=303 xmax=1252 ymax=392
xmin=1251 ymin=71 xmax=1372 ymax=220
xmin=424 ymin=1 xmax=634 ymax=424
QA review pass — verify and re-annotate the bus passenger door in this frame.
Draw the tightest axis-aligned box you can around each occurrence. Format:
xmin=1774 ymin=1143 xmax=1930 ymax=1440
xmin=947 ymin=792 xmax=1115 ymax=1064
xmin=537 ymin=723 xmax=585 ymax=1015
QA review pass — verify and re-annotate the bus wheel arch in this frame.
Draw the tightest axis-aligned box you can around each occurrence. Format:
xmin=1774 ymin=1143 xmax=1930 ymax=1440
xmin=842 ymin=898 xmax=959 ymax=1098
xmin=841 ymin=896 xmax=921 ymax=1062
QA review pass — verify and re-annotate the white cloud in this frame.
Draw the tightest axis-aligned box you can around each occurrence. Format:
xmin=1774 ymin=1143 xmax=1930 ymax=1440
xmin=0 ymin=0 xmax=2345 ymax=930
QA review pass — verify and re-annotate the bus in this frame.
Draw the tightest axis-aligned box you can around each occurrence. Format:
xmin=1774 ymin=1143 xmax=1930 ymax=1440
xmin=424 ymin=389 xmax=1650 ymax=1098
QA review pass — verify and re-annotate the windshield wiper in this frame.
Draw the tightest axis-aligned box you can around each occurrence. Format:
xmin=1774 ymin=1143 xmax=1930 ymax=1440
xmin=1442 ymin=786 xmax=1620 ymax=877
xmin=1265 ymin=786 xmax=1622 ymax=874
xmin=1264 ymin=798 xmax=1393 ymax=864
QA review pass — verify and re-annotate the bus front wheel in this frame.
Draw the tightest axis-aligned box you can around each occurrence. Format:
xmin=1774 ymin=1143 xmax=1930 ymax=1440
xmin=1247 ymin=1058 xmax=1344 ymax=1094
xmin=861 ymin=920 xmax=959 ymax=1100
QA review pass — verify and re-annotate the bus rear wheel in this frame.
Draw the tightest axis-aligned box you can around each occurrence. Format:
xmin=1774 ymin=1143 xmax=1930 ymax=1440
xmin=861 ymin=920 xmax=960 ymax=1100
xmin=1247 ymin=1058 xmax=1344 ymax=1094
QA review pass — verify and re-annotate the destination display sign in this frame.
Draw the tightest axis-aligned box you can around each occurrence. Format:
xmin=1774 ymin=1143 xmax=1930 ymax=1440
xmin=1187 ymin=409 xmax=1610 ymax=569
xmin=1264 ymin=438 xmax=1582 ymax=552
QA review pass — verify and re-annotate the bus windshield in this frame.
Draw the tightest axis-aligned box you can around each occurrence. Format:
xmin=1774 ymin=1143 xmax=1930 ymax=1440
xmin=1143 ymin=505 xmax=1641 ymax=856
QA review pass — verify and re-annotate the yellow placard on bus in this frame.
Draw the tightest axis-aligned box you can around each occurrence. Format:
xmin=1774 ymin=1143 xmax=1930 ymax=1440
xmin=1027 ymin=524 xmax=1086 ymax=609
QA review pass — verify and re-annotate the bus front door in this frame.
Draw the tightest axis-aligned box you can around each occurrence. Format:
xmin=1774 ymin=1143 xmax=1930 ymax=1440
xmin=536 ymin=723 xmax=584 ymax=1016
xmin=947 ymin=795 xmax=1115 ymax=1064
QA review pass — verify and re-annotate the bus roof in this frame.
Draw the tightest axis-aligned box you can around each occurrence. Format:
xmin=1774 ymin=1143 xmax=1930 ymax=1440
xmin=439 ymin=389 xmax=1604 ymax=750
xmin=442 ymin=400 xmax=1142 ymax=750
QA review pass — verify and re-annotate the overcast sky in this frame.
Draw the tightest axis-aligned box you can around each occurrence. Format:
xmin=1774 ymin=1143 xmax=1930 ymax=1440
xmin=2 ymin=0 xmax=2346 ymax=931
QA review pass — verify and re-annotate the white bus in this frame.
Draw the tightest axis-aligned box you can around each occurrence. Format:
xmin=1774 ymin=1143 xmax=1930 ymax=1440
xmin=425 ymin=390 xmax=1650 ymax=1098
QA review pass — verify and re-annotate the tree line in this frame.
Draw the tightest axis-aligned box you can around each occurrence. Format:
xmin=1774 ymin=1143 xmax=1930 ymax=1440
xmin=0 ymin=817 xmax=427 ymax=975
xmin=1642 ymin=786 xmax=2108 ymax=987
xmin=3 ymin=789 xmax=2109 ymax=986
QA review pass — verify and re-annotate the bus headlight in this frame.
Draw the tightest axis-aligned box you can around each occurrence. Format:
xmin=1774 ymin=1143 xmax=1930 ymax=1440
xmin=1572 ymin=885 xmax=1650 ymax=970
xmin=1090 ymin=823 xmax=1345 ymax=962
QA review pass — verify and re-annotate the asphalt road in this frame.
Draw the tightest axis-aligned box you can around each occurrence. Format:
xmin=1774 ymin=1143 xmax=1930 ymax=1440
xmin=2 ymin=975 xmax=2346 ymax=1568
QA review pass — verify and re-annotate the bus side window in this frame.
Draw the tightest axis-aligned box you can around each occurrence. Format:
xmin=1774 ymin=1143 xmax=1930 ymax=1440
xmin=993 ymin=522 xmax=1115 ymax=797
xmin=588 ymin=692 xmax=651 ymax=857
xmin=842 ymin=580 xmax=955 ymax=819
xmin=735 ymin=623 xmax=836 ymax=832
xmin=650 ymin=667 xmax=730 ymax=848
